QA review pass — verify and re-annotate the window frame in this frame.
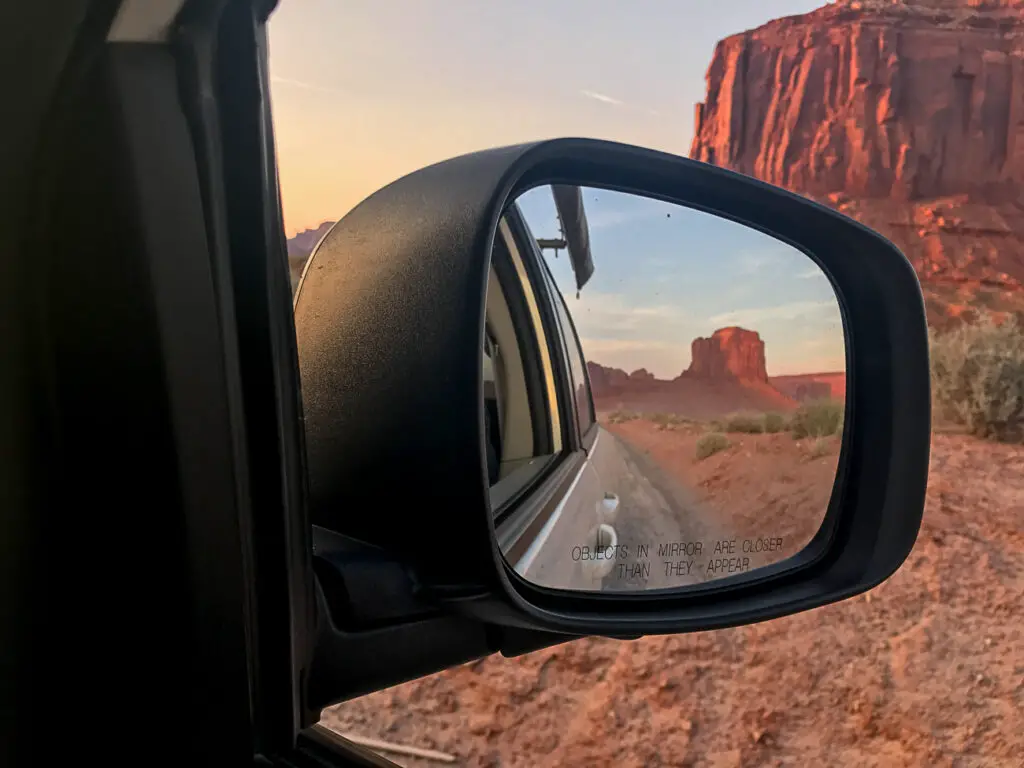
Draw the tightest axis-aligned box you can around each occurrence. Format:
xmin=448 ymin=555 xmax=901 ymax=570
xmin=490 ymin=203 xmax=600 ymax=559
xmin=530 ymin=223 xmax=599 ymax=451
xmin=487 ymin=214 xmax=570 ymax=522
xmin=492 ymin=200 xmax=607 ymax=566
xmin=501 ymin=204 xmax=581 ymax=452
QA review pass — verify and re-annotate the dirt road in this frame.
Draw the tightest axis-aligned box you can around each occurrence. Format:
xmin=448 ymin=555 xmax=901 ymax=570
xmin=605 ymin=418 xmax=839 ymax=564
xmin=595 ymin=432 xmax=780 ymax=592
xmin=515 ymin=426 xmax=782 ymax=593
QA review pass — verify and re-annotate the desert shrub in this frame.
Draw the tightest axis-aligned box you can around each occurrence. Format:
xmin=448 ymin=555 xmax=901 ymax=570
xmin=719 ymin=411 xmax=789 ymax=434
xmin=723 ymin=412 xmax=765 ymax=434
xmin=790 ymin=399 xmax=844 ymax=439
xmin=607 ymin=410 xmax=639 ymax=424
xmin=649 ymin=412 xmax=689 ymax=430
xmin=806 ymin=437 xmax=832 ymax=459
xmin=695 ymin=432 xmax=730 ymax=460
xmin=930 ymin=314 xmax=1024 ymax=443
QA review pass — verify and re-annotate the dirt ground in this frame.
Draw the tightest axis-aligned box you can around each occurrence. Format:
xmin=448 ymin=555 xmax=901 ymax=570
xmin=592 ymin=376 xmax=797 ymax=424
xmin=604 ymin=418 xmax=842 ymax=562
xmin=322 ymin=431 xmax=1024 ymax=768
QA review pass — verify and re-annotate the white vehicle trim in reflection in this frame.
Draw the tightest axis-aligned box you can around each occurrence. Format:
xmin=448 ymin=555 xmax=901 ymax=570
xmin=515 ymin=430 xmax=601 ymax=575
xmin=597 ymin=491 xmax=619 ymax=526
xmin=582 ymin=523 xmax=619 ymax=581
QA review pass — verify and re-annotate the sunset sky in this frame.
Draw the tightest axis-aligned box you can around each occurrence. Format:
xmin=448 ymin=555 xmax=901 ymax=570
xmin=518 ymin=187 xmax=845 ymax=378
xmin=268 ymin=0 xmax=844 ymax=376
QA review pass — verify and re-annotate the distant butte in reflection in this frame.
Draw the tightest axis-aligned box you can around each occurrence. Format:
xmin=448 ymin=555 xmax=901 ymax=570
xmin=686 ymin=326 xmax=768 ymax=383
xmin=587 ymin=326 xmax=845 ymax=420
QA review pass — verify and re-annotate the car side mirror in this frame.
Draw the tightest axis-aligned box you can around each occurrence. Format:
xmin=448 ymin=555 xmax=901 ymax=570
xmin=492 ymin=185 xmax=853 ymax=596
xmin=293 ymin=138 xmax=929 ymax=706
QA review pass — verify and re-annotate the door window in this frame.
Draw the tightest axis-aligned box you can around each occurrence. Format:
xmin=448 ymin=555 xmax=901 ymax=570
xmin=538 ymin=256 xmax=596 ymax=440
xmin=484 ymin=218 xmax=565 ymax=514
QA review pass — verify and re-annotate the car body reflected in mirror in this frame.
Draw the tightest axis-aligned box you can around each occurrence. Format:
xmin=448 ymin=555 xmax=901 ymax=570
xmin=487 ymin=186 xmax=847 ymax=593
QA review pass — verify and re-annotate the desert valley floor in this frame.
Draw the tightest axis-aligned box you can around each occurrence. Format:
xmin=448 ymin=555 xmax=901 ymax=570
xmin=323 ymin=422 xmax=1024 ymax=768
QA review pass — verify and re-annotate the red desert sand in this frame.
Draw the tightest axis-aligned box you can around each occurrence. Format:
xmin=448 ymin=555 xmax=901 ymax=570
xmin=322 ymin=427 xmax=1024 ymax=768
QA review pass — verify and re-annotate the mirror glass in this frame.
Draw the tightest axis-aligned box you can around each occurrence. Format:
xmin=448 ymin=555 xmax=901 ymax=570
xmin=487 ymin=185 xmax=847 ymax=593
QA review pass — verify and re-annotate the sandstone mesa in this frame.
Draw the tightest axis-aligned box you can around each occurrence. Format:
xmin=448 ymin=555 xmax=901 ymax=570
xmin=690 ymin=0 xmax=1024 ymax=326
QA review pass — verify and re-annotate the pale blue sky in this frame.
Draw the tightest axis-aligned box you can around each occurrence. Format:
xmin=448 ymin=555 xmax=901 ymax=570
xmin=519 ymin=187 xmax=845 ymax=377
xmin=268 ymin=0 xmax=824 ymax=235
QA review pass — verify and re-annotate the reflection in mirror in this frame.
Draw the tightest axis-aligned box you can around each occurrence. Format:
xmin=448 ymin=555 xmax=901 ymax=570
xmin=490 ymin=186 xmax=847 ymax=594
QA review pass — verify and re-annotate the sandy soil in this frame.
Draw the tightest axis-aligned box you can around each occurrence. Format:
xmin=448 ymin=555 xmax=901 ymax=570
xmin=604 ymin=418 xmax=842 ymax=563
xmin=322 ymin=433 xmax=1024 ymax=768
xmin=593 ymin=378 xmax=796 ymax=423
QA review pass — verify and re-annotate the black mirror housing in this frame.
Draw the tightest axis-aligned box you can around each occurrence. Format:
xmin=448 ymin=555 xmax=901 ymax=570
xmin=294 ymin=138 xmax=930 ymax=641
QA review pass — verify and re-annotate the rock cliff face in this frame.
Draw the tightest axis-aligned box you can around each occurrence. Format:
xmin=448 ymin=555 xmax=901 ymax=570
xmin=690 ymin=0 xmax=1024 ymax=324
xmin=685 ymin=327 xmax=769 ymax=383
xmin=587 ymin=363 xmax=660 ymax=396
xmin=586 ymin=362 xmax=631 ymax=396
xmin=288 ymin=221 xmax=336 ymax=258
xmin=587 ymin=328 xmax=799 ymax=417
xmin=691 ymin=0 xmax=1024 ymax=200
xmin=588 ymin=327 xmax=772 ymax=400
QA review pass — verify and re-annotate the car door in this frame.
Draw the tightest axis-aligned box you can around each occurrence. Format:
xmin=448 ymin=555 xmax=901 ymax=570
xmin=495 ymin=203 xmax=624 ymax=592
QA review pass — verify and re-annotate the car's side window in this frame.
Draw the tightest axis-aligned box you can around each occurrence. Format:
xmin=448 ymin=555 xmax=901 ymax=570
xmin=484 ymin=217 xmax=565 ymax=515
xmin=537 ymin=255 xmax=596 ymax=442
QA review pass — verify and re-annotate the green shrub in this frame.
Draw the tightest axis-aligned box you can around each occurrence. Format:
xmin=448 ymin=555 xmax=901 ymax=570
xmin=762 ymin=412 xmax=788 ymax=434
xmin=790 ymin=399 xmax=844 ymax=439
xmin=695 ymin=432 xmax=730 ymax=460
xmin=930 ymin=314 xmax=1024 ymax=443
xmin=723 ymin=413 xmax=765 ymax=434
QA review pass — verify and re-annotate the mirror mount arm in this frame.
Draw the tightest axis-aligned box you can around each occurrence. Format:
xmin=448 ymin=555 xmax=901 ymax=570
xmin=307 ymin=527 xmax=585 ymax=711
xmin=306 ymin=586 xmax=498 ymax=712
xmin=311 ymin=525 xmax=585 ymax=628
xmin=311 ymin=525 xmax=440 ymax=630
xmin=536 ymin=237 xmax=567 ymax=256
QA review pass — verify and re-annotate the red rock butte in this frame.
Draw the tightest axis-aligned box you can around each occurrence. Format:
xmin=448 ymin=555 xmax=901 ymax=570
xmin=587 ymin=326 xmax=811 ymax=419
xmin=690 ymin=0 xmax=1024 ymax=326
xmin=685 ymin=326 xmax=768 ymax=383
xmin=691 ymin=0 xmax=1024 ymax=200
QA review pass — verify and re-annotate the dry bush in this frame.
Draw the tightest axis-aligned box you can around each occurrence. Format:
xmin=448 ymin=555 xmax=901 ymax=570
xmin=723 ymin=412 xmax=765 ymax=434
xmin=930 ymin=314 xmax=1024 ymax=443
xmin=648 ymin=412 xmax=690 ymax=430
xmin=806 ymin=437 xmax=833 ymax=459
xmin=607 ymin=410 xmax=639 ymax=424
xmin=696 ymin=432 xmax=730 ymax=460
xmin=790 ymin=399 xmax=844 ymax=439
